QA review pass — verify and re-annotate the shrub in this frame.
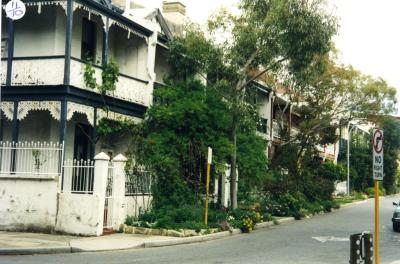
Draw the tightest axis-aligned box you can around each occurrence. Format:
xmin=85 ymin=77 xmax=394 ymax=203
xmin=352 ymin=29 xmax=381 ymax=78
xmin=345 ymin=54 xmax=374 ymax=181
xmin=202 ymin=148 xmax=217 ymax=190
xmin=364 ymin=186 xmax=386 ymax=197
xmin=125 ymin=215 xmax=137 ymax=226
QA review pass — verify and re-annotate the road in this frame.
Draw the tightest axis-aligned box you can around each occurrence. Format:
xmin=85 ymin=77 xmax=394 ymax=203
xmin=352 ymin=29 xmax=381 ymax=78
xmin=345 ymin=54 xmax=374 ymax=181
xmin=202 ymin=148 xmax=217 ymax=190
xmin=1 ymin=195 xmax=400 ymax=264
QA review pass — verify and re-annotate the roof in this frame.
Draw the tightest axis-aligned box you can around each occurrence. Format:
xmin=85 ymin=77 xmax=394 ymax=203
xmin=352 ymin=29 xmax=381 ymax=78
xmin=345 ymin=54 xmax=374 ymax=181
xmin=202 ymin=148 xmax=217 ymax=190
xmin=125 ymin=7 xmax=173 ymax=42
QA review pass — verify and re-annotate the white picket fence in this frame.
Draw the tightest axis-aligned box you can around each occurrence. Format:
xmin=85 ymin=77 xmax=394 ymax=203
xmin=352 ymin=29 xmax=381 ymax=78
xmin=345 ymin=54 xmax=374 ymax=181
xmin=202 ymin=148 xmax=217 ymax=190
xmin=0 ymin=141 xmax=64 ymax=177
xmin=62 ymin=159 xmax=95 ymax=194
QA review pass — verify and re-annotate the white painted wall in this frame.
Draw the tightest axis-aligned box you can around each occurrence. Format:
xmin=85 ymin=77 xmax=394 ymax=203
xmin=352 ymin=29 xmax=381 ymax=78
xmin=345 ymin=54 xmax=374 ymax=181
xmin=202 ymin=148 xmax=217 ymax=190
xmin=54 ymin=6 xmax=67 ymax=55
xmin=55 ymin=193 xmax=104 ymax=236
xmin=125 ymin=195 xmax=152 ymax=217
xmin=0 ymin=178 xmax=58 ymax=232
xmin=109 ymin=26 xmax=148 ymax=79
xmin=14 ymin=6 xmax=58 ymax=57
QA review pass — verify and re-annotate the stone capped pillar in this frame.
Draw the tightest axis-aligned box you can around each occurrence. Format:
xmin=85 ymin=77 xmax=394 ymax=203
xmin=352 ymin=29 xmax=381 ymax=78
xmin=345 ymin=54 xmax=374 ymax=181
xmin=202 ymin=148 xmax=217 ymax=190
xmin=93 ymin=152 xmax=110 ymax=235
xmin=111 ymin=153 xmax=127 ymax=230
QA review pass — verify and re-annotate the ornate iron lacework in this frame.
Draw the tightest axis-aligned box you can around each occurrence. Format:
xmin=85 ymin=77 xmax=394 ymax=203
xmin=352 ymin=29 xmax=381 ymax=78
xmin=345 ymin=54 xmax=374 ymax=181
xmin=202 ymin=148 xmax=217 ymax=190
xmin=0 ymin=102 xmax=14 ymax=121
xmin=96 ymin=108 xmax=141 ymax=125
xmin=17 ymin=101 xmax=61 ymax=121
xmin=66 ymin=102 xmax=95 ymax=126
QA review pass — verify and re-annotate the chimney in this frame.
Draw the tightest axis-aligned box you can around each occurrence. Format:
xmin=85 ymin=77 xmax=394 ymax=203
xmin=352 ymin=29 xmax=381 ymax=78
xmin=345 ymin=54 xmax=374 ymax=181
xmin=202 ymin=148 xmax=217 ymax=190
xmin=162 ymin=1 xmax=186 ymax=35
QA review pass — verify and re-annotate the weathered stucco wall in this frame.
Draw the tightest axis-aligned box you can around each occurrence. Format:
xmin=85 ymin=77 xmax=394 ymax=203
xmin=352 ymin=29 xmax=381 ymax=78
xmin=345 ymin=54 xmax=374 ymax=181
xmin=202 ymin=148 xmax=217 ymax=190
xmin=55 ymin=193 xmax=104 ymax=236
xmin=0 ymin=178 xmax=58 ymax=232
xmin=125 ymin=195 xmax=152 ymax=218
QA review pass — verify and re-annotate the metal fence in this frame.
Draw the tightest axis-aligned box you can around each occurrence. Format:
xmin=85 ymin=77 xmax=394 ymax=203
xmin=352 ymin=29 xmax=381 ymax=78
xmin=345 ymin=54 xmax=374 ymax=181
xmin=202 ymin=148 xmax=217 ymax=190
xmin=0 ymin=141 xmax=64 ymax=176
xmin=62 ymin=159 xmax=94 ymax=194
xmin=125 ymin=168 xmax=152 ymax=196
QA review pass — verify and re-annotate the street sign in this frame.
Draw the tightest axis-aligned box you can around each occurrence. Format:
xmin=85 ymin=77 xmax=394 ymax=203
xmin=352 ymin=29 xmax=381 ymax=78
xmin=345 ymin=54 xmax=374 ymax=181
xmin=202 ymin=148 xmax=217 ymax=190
xmin=373 ymin=128 xmax=384 ymax=181
xmin=5 ymin=0 xmax=26 ymax=20
xmin=207 ymin=147 xmax=212 ymax=164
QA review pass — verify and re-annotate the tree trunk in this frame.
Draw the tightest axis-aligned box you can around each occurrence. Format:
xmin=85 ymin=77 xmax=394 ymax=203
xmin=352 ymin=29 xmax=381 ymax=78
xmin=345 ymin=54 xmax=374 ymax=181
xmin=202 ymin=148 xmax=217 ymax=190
xmin=230 ymin=118 xmax=238 ymax=209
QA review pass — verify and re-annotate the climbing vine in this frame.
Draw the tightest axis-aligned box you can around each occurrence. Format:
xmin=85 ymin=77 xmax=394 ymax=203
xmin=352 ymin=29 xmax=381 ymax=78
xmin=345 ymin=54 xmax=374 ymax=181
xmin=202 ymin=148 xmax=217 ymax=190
xmin=84 ymin=59 xmax=120 ymax=94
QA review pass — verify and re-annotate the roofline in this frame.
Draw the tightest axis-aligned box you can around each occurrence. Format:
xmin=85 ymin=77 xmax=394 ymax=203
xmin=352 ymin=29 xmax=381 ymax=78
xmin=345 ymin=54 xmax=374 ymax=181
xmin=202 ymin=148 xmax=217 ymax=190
xmin=21 ymin=0 xmax=154 ymax=37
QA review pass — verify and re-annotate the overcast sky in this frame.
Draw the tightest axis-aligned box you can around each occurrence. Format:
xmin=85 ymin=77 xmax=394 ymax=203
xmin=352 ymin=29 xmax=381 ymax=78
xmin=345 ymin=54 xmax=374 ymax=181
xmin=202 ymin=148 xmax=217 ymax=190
xmin=142 ymin=0 xmax=400 ymax=110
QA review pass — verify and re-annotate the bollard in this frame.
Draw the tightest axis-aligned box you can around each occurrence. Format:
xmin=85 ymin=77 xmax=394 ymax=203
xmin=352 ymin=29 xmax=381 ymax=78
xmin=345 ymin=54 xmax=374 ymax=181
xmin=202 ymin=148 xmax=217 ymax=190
xmin=350 ymin=233 xmax=374 ymax=264
xmin=363 ymin=233 xmax=373 ymax=264
xmin=350 ymin=233 xmax=363 ymax=264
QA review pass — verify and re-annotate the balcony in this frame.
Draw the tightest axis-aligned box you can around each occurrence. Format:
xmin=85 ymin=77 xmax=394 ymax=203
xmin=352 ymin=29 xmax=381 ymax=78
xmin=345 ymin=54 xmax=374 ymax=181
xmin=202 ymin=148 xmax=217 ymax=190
xmin=1 ymin=56 xmax=151 ymax=107
xmin=272 ymin=120 xmax=281 ymax=139
xmin=70 ymin=58 xmax=151 ymax=106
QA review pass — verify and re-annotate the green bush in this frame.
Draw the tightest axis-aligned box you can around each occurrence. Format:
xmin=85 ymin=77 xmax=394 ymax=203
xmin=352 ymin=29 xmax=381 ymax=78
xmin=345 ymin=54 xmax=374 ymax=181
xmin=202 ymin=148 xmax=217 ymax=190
xmin=364 ymin=186 xmax=386 ymax=197
xmin=125 ymin=215 xmax=137 ymax=226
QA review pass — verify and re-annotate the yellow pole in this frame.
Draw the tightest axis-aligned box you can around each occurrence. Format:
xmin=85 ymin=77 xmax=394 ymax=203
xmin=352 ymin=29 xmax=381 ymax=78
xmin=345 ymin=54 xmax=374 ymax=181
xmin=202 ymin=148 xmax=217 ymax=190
xmin=204 ymin=162 xmax=211 ymax=225
xmin=374 ymin=180 xmax=380 ymax=264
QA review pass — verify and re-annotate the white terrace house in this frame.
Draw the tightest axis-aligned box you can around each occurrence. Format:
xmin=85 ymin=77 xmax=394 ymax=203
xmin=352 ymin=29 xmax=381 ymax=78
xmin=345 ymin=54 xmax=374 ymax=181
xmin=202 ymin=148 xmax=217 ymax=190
xmin=254 ymin=81 xmax=338 ymax=163
xmin=0 ymin=0 xmax=172 ymax=235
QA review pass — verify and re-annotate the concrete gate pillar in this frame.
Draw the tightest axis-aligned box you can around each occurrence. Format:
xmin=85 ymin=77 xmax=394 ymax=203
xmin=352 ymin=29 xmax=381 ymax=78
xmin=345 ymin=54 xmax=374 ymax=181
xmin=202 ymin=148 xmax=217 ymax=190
xmin=112 ymin=154 xmax=127 ymax=230
xmin=93 ymin=152 xmax=110 ymax=236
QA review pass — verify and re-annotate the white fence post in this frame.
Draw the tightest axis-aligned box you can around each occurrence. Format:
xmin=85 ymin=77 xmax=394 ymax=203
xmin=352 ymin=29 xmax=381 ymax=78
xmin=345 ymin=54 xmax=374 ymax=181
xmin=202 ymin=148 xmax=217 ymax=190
xmin=93 ymin=152 xmax=110 ymax=236
xmin=111 ymin=153 xmax=127 ymax=230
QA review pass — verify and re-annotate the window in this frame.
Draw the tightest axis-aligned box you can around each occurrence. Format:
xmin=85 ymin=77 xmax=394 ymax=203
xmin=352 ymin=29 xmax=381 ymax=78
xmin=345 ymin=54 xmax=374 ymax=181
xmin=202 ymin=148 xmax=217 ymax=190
xmin=1 ymin=37 xmax=8 ymax=57
xmin=81 ymin=18 xmax=96 ymax=61
xmin=257 ymin=117 xmax=268 ymax=134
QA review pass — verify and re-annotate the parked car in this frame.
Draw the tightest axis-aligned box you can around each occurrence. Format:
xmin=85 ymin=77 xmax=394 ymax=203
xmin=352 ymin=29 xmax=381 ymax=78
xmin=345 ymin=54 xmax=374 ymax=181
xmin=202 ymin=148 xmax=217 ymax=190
xmin=392 ymin=202 xmax=400 ymax=232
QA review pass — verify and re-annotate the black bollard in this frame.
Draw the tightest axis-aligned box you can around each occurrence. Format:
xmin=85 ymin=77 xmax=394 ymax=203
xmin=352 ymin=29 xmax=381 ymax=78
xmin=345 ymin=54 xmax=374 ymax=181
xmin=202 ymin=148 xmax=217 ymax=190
xmin=350 ymin=233 xmax=363 ymax=264
xmin=363 ymin=233 xmax=373 ymax=264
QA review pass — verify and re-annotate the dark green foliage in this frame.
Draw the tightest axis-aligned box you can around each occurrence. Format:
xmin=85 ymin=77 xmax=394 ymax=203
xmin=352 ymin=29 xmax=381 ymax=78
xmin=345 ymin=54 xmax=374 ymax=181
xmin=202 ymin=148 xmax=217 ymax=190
xmin=100 ymin=60 xmax=119 ymax=93
xmin=381 ymin=118 xmax=400 ymax=194
xmin=137 ymin=205 xmax=222 ymax=230
xmin=237 ymin=132 xmax=269 ymax=195
xmin=83 ymin=59 xmax=119 ymax=93
xmin=138 ymin=79 xmax=232 ymax=209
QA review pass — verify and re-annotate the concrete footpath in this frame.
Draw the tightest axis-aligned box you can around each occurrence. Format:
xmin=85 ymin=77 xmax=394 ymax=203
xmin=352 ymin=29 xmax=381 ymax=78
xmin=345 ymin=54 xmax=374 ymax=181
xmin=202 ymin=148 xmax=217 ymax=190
xmin=0 ymin=216 xmax=296 ymax=255
xmin=0 ymin=196 xmax=372 ymax=256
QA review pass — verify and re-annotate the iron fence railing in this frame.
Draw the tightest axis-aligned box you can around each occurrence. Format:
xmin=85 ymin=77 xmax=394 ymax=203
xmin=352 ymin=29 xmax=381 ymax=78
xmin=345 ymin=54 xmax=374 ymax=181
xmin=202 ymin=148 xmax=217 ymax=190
xmin=0 ymin=141 xmax=63 ymax=176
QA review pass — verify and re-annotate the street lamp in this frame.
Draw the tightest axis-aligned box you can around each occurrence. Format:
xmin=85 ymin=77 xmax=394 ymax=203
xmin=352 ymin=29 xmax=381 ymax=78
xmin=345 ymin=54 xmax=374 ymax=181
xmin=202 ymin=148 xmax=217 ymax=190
xmin=347 ymin=124 xmax=356 ymax=195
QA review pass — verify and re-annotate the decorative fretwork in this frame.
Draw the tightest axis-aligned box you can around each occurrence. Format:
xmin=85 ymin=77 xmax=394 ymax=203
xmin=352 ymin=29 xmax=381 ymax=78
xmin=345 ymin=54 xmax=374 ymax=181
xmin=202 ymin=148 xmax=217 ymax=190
xmin=0 ymin=102 xmax=14 ymax=121
xmin=109 ymin=19 xmax=147 ymax=40
xmin=22 ymin=1 xmax=68 ymax=15
xmin=96 ymin=109 xmax=141 ymax=125
xmin=66 ymin=102 xmax=95 ymax=126
xmin=17 ymin=101 xmax=61 ymax=121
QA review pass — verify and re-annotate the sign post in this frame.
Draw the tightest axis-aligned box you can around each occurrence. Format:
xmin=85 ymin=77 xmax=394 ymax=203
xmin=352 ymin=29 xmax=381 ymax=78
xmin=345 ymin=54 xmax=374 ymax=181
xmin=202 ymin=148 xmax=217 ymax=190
xmin=204 ymin=147 xmax=212 ymax=225
xmin=372 ymin=128 xmax=383 ymax=264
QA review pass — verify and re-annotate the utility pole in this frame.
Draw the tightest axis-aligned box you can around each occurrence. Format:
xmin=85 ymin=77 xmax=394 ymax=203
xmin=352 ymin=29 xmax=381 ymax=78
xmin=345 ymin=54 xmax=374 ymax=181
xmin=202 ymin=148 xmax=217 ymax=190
xmin=347 ymin=124 xmax=356 ymax=195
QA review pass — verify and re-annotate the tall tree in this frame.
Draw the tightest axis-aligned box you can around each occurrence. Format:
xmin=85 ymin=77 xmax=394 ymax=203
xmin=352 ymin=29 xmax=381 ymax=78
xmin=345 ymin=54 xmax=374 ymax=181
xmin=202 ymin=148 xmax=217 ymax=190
xmin=381 ymin=117 xmax=400 ymax=193
xmin=203 ymin=0 xmax=336 ymax=208
xmin=273 ymin=55 xmax=397 ymax=167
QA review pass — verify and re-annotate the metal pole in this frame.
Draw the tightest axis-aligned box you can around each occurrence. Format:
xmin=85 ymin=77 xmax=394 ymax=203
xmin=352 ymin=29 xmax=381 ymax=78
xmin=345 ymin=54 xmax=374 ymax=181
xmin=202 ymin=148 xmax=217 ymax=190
xmin=204 ymin=161 xmax=211 ymax=225
xmin=347 ymin=126 xmax=350 ymax=195
xmin=347 ymin=125 xmax=355 ymax=195
xmin=374 ymin=180 xmax=380 ymax=264
xmin=204 ymin=147 xmax=212 ymax=225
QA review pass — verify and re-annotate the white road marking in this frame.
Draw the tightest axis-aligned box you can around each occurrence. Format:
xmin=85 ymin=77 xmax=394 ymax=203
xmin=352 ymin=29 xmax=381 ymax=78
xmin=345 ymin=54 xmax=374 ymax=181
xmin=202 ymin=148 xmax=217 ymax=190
xmin=312 ymin=236 xmax=349 ymax=243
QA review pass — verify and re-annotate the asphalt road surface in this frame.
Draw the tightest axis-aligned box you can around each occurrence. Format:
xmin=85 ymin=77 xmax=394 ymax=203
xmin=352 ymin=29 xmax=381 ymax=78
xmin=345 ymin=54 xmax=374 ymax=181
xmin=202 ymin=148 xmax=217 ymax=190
xmin=1 ymin=195 xmax=400 ymax=264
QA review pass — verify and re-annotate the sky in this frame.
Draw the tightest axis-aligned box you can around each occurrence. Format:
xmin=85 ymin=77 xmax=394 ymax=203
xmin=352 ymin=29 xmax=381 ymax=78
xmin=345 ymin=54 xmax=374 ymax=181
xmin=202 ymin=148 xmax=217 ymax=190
xmin=141 ymin=0 xmax=400 ymax=111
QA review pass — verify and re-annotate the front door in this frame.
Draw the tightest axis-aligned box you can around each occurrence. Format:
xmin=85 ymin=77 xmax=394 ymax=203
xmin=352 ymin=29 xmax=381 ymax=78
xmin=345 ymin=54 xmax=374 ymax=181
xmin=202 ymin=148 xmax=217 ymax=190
xmin=73 ymin=123 xmax=92 ymax=160
xmin=72 ymin=123 xmax=94 ymax=193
